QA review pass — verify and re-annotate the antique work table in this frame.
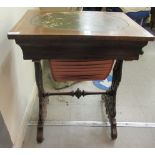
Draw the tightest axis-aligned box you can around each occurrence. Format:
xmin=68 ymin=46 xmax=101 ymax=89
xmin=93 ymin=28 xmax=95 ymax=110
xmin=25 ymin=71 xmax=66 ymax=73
xmin=8 ymin=10 xmax=154 ymax=143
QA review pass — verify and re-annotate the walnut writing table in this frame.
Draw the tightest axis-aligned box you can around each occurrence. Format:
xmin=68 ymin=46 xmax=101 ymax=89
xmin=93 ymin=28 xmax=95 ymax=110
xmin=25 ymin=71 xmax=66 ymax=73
xmin=8 ymin=10 xmax=154 ymax=143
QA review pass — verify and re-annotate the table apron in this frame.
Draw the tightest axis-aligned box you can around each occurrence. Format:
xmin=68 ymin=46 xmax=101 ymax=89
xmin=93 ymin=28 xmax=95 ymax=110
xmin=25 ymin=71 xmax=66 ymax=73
xmin=15 ymin=39 xmax=148 ymax=60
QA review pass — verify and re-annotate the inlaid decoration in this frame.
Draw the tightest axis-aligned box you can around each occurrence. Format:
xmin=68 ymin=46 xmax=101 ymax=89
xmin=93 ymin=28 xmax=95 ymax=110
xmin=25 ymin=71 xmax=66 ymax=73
xmin=31 ymin=12 xmax=129 ymax=31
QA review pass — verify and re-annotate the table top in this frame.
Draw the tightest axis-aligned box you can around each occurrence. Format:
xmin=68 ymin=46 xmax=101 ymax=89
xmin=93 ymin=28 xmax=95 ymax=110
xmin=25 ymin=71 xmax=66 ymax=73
xmin=7 ymin=10 xmax=155 ymax=60
xmin=8 ymin=10 xmax=154 ymax=41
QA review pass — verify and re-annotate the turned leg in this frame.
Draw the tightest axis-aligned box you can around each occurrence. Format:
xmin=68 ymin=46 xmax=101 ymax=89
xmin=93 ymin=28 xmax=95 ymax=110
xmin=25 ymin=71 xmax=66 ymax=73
xmin=34 ymin=61 xmax=49 ymax=143
xmin=102 ymin=60 xmax=123 ymax=139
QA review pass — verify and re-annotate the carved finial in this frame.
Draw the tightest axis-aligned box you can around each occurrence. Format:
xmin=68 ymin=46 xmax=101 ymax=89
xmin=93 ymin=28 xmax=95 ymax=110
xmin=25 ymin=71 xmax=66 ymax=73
xmin=75 ymin=88 xmax=82 ymax=98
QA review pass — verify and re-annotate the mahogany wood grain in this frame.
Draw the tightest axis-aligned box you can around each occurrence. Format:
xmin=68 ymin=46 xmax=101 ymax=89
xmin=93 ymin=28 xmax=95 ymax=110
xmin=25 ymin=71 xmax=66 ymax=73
xmin=8 ymin=10 xmax=154 ymax=41
xmin=7 ymin=10 xmax=154 ymax=61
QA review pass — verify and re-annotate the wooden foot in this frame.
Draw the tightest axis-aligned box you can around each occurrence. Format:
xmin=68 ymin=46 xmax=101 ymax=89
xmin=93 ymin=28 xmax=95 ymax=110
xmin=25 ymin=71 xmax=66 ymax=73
xmin=102 ymin=93 xmax=117 ymax=140
xmin=111 ymin=118 xmax=117 ymax=140
xmin=37 ymin=125 xmax=44 ymax=143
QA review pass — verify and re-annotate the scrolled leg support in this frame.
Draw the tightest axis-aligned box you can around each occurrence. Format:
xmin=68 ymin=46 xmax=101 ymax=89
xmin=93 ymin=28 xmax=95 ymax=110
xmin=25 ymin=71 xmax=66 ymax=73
xmin=102 ymin=60 xmax=123 ymax=140
xmin=34 ymin=61 xmax=49 ymax=143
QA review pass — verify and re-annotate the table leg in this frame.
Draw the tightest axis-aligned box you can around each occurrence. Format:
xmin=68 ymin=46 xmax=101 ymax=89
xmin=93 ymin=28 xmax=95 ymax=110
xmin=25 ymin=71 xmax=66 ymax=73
xmin=34 ymin=61 xmax=49 ymax=143
xmin=102 ymin=60 xmax=123 ymax=139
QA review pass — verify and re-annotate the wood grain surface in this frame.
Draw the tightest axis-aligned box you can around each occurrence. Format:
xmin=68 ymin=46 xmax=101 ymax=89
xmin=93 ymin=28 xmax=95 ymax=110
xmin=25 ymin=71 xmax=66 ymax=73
xmin=8 ymin=10 xmax=154 ymax=41
xmin=7 ymin=10 xmax=154 ymax=60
